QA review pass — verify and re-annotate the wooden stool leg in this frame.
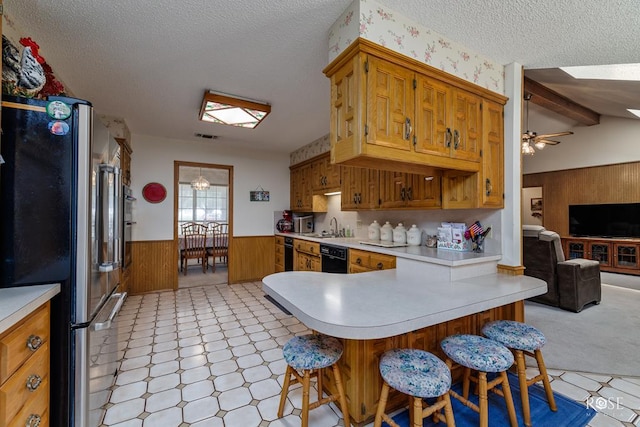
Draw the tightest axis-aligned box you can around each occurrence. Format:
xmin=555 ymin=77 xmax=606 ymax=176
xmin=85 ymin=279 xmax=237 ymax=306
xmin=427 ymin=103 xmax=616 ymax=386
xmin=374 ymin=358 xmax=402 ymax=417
xmin=535 ymin=349 xmax=557 ymax=411
xmin=317 ymin=367 xmax=323 ymax=402
xmin=278 ymin=365 xmax=293 ymax=417
xmin=514 ymin=350 xmax=532 ymax=427
xmin=301 ymin=369 xmax=311 ymax=427
xmin=500 ymin=370 xmax=518 ymax=427
xmin=442 ymin=392 xmax=456 ymax=427
xmin=412 ymin=396 xmax=423 ymax=427
xmin=462 ymin=367 xmax=471 ymax=399
xmin=478 ymin=372 xmax=488 ymax=427
xmin=373 ymin=382 xmax=390 ymax=427
xmin=332 ymin=364 xmax=350 ymax=426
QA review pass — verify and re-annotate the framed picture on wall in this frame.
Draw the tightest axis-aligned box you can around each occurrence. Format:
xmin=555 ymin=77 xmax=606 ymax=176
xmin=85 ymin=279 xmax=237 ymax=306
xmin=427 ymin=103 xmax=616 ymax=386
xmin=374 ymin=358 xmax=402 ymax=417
xmin=531 ymin=198 xmax=543 ymax=211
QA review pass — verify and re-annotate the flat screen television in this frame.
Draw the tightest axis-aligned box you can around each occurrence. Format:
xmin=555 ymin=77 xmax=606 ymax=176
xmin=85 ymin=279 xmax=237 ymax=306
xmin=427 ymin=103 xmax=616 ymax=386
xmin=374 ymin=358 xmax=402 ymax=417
xmin=569 ymin=203 xmax=640 ymax=238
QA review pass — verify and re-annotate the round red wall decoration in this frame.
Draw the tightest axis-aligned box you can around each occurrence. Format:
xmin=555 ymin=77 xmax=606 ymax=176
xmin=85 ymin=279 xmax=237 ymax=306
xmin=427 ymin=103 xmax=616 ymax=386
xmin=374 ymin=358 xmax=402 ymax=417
xmin=142 ymin=182 xmax=167 ymax=203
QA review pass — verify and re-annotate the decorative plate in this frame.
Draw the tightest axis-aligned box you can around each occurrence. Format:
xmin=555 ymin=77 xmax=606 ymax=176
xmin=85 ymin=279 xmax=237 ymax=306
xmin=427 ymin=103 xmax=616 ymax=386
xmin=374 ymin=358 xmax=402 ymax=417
xmin=142 ymin=182 xmax=167 ymax=203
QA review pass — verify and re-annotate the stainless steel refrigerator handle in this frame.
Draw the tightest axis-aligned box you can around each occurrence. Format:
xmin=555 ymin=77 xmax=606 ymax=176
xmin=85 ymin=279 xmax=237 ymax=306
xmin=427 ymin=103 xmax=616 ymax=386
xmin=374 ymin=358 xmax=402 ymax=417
xmin=113 ymin=166 xmax=122 ymax=269
xmin=94 ymin=292 xmax=127 ymax=331
xmin=98 ymin=164 xmax=115 ymax=272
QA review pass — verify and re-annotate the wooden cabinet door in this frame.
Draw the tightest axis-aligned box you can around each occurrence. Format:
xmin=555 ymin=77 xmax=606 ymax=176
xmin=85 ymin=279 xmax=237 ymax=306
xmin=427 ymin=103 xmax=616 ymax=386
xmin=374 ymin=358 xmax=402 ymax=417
xmin=331 ymin=54 xmax=359 ymax=160
xmin=406 ymin=172 xmax=442 ymax=209
xmin=442 ymin=171 xmax=477 ymax=209
xmin=414 ymin=75 xmax=451 ymax=158
xmin=291 ymin=163 xmax=313 ymax=212
xmin=341 ymin=166 xmax=379 ymax=210
xmin=366 ymin=56 xmax=415 ymax=151
xmin=325 ymin=159 xmax=341 ymax=189
xmin=312 ymin=154 xmax=341 ymax=192
xmin=481 ymin=100 xmax=504 ymax=207
xmin=378 ymin=171 xmax=408 ymax=209
xmin=588 ymin=241 xmax=612 ymax=267
xmin=290 ymin=167 xmax=302 ymax=210
xmin=614 ymin=243 xmax=639 ymax=270
xmin=340 ymin=165 xmax=360 ymax=210
xmin=451 ymin=88 xmax=482 ymax=162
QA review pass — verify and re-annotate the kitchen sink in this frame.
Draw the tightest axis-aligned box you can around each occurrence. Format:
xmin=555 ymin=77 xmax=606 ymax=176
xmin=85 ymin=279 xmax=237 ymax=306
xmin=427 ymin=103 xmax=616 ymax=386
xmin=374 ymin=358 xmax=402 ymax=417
xmin=301 ymin=232 xmax=337 ymax=238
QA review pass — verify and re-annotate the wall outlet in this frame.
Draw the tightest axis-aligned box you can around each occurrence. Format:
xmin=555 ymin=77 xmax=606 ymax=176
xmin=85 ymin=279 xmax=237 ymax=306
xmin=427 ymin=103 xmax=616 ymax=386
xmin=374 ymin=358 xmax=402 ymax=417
xmin=356 ymin=220 xmax=362 ymax=229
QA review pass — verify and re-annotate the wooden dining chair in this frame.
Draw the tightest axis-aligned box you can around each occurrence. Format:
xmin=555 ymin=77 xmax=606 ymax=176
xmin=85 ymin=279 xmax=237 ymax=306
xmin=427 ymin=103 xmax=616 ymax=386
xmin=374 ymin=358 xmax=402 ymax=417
xmin=209 ymin=222 xmax=229 ymax=272
xmin=181 ymin=233 xmax=207 ymax=275
xmin=182 ymin=222 xmax=206 ymax=235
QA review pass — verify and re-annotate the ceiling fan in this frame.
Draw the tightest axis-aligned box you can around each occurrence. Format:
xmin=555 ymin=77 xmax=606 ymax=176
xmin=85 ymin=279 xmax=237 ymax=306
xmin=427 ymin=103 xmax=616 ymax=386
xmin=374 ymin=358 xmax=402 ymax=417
xmin=522 ymin=93 xmax=573 ymax=155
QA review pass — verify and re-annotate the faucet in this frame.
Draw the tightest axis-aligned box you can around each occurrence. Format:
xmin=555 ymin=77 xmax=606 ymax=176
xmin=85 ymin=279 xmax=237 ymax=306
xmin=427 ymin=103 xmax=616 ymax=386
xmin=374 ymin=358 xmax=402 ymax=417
xmin=330 ymin=217 xmax=338 ymax=236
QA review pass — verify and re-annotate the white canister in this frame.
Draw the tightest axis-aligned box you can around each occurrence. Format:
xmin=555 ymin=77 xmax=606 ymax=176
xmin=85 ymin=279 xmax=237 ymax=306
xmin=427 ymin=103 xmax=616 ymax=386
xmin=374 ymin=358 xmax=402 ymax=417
xmin=406 ymin=224 xmax=422 ymax=246
xmin=380 ymin=221 xmax=393 ymax=242
xmin=393 ymin=223 xmax=407 ymax=244
xmin=368 ymin=220 xmax=381 ymax=240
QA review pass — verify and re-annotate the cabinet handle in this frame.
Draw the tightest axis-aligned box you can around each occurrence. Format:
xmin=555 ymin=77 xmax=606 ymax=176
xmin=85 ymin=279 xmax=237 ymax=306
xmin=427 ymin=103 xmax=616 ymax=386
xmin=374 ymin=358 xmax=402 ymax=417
xmin=406 ymin=187 xmax=412 ymax=201
xmin=445 ymin=128 xmax=452 ymax=147
xmin=376 ymin=262 xmax=384 ymax=270
xmin=26 ymin=335 xmax=43 ymax=351
xmin=404 ymin=117 xmax=412 ymax=140
xmin=453 ymin=129 xmax=460 ymax=149
xmin=400 ymin=187 xmax=406 ymax=201
xmin=356 ymin=258 xmax=362 ymax=265
xmin=353 ymin=194 xmax=358 ymax=204
xmin=356 ymin=193 xmax=362 ymax=204
xmin=485 ymin=178 xmax=492 ymax=196
xmin=26 ymin=414 xmax=41 ymax=427
xmin=26 ymin=374 xmax=42 ymax=391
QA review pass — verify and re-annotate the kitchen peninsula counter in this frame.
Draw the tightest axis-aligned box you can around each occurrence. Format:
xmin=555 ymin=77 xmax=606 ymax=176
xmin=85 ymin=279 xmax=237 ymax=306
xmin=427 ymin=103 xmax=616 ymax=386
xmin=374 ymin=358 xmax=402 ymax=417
xmin=0 ymin=283 xmax=60 ymax=334
xmin=263 ymin=270 xmax=546 ymax=425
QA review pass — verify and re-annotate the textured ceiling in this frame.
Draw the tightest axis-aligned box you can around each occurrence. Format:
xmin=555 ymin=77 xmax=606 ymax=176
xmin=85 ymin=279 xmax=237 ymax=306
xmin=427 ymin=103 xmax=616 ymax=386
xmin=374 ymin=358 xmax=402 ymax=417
xmin=4 ymin=0 xmax=639 ymax=153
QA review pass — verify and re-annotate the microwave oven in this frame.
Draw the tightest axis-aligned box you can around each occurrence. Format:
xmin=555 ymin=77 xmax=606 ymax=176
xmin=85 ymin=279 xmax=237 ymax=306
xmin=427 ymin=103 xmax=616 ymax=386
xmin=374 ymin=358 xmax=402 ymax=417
xmin=293 ymin=215 xmax=314 ymax=233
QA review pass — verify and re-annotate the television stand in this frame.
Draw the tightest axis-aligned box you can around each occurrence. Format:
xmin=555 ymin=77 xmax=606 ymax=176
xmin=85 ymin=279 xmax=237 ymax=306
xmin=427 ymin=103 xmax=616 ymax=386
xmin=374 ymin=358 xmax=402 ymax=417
xmin=562 ymin=236 xmax=640 ymax=275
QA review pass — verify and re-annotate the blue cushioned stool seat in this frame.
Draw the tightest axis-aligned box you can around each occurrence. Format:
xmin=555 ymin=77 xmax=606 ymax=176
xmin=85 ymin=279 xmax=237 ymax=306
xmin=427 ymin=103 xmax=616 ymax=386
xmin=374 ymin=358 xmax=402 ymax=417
xmin=282 ymin=334 xmax=343 ymax=370
xmin=440 ymin=334 xmax=514 ymax=372
xmin=481 ymin=320 xmax=546 ymax=351
xmin=379 ymin=349 xmax=452 ymax=398
xmin=374 ymin=349 xmax=455 ymax=427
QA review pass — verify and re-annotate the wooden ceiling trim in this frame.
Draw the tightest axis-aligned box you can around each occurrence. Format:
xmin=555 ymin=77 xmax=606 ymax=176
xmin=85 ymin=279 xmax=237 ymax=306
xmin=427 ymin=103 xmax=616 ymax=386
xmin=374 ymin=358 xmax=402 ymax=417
xmin=524 ymin=77 xmax=600 ymax=126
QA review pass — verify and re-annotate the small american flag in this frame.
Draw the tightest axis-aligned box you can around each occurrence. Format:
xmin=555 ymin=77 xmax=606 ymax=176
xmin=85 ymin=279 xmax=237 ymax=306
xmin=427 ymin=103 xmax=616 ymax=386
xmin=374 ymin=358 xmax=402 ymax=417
xmin=468 ymin=221 xmax=484 ymax=239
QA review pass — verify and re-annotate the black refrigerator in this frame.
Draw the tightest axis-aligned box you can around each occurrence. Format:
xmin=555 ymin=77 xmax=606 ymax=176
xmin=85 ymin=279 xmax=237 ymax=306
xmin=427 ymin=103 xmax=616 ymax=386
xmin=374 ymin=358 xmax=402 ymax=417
xmin=0 ymin=95 xmax=127 ymax=426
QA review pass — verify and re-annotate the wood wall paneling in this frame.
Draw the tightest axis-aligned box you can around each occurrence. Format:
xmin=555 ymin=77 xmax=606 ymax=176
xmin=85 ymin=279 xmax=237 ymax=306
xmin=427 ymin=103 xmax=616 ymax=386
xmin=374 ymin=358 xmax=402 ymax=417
xmin=523 ymin=162 xmax=640 ymax=236
xmin=229 ymin=236 xmax=276 ymax=283
xmin=129 ymin=240 xmax=177 ymax=295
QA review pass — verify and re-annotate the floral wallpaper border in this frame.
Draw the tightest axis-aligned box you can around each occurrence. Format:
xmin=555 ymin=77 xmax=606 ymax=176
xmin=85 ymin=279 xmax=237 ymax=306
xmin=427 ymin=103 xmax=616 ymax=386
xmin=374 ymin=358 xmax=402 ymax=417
xmin=328 ymin=0 xmax=505 ymax=94
xmin=290 ymin=134 xmax=330 ymax=165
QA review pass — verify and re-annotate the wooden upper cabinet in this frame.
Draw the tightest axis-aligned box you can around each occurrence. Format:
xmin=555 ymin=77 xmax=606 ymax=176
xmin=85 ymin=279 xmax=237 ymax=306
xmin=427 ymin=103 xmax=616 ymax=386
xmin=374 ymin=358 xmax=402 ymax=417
xmin=451 ymin=88 xmax=482 ymax=162
xmin=366 ymin=57 xmax=415 ymax=152
xmin=481 ymin=100 xmax=504 ymax=207
xmin=290 ymin=163 xmax=313 ymax=211
xmin=312 ymin=153 xmax=341 ymax=193
xmin=414 ymin=75 xmax=450 ymax=158
xmin=341 ymin=165 xmax=379 ymax=210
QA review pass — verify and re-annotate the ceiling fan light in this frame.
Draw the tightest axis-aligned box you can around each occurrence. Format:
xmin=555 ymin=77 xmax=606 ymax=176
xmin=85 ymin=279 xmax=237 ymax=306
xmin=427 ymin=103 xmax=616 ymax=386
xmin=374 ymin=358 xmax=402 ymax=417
xmin=522 ymin=141 xmax=535 ymax=155
xmin=534 ymin=141 xmax=546 ymax=150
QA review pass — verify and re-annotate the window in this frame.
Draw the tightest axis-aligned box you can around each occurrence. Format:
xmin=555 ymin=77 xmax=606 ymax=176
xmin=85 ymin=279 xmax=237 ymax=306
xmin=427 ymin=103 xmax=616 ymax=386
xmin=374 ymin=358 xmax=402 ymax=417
xmin=178 ymin=183 xmax=228 ymax=230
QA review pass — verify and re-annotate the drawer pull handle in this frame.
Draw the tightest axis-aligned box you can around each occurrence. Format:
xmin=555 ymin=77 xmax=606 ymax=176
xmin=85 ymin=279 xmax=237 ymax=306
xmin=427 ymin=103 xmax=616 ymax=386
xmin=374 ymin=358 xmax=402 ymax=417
xmin=27 ymin=335 xmax=43 ymax=351
xmin=26 ymin=374 xmax=42 ymax=391
xmin=376 ymin=262 xmax=384 ymax=270
xmin=356 ymin=258 xmax=362 ymax=265
xmin=26 ymin=414 xmax=41 ymax=427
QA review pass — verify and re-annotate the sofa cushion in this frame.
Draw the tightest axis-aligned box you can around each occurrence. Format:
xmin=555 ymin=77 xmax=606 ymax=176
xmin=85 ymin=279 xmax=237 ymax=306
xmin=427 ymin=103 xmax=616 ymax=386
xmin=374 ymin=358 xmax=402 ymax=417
xmin=560 ymin=258 xmax=600 ymax=268
xmin=539 ymin=230 xmax=565 ymax=262
xmin=523 ymin=225 xmax=545 ymax=238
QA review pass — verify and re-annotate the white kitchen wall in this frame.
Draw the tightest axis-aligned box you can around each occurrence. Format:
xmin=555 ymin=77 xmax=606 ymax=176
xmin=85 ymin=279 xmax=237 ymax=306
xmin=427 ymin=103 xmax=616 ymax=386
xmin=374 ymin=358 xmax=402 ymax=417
xmin=131 ymin=134 xmax=290 ymax=241
xmin=523 ymin=114 xmax=640 ymax=174
xmin=313 ymin=195 xmax=502 ymax=254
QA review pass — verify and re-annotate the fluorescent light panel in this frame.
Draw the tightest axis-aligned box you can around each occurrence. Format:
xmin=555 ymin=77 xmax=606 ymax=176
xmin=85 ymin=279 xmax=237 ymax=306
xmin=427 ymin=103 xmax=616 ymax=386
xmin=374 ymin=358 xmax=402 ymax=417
xmin=199 ymin=91 xmax=271 ymax=129
xmin=560 ymin=63 xmax=640 ymax=81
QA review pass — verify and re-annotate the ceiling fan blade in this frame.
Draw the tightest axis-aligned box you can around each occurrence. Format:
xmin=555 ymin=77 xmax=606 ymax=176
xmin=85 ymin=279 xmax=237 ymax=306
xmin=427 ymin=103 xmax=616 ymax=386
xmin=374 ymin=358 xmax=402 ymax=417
xmin=535 ymin=131 xmax=573 ymax=139
xmin=537 ymin=139 xmax=561 ymax=146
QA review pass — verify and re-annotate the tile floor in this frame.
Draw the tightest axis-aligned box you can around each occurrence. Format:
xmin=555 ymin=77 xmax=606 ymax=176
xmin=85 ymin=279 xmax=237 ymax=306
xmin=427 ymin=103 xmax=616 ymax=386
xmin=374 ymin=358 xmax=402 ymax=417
xmin=100 ymin=282 xmax=640 ymax=427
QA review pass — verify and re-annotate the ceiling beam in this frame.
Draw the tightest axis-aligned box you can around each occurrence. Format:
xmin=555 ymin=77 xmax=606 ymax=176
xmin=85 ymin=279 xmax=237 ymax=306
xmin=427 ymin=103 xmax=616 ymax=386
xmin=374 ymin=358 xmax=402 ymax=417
xmin=524 ymin=77 xmax=600 ymax=126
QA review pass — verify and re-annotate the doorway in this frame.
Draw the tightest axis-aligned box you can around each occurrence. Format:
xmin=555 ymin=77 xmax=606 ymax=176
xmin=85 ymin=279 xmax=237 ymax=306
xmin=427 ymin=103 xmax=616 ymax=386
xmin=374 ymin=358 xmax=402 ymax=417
xmin=174 ymin=161 xmax=233 ymax=289
xmin=523 ymin=186 xmax=543 ymax=226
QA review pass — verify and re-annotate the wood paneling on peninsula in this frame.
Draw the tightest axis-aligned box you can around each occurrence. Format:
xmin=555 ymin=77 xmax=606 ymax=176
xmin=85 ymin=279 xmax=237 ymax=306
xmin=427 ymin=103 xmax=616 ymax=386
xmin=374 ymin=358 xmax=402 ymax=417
xmin=229 ymin=236 xmax=275 ymax=283
xmin=523 ymin=161 xmax=640 ymax=235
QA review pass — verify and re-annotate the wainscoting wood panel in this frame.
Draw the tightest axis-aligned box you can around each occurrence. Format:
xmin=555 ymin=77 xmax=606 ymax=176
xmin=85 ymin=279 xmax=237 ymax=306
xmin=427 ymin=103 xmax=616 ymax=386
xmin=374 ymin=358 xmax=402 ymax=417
xmin=229 ymin=236 xmax=275 ymax=284
xmin=130 ymin=240 xmax=177 ymax=295
xmin=523 ymin=162 xmax=640 ymax=236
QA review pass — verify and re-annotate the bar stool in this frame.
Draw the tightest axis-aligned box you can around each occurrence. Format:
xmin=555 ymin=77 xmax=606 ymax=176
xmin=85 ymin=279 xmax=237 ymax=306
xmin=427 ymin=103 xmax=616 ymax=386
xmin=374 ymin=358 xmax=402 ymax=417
xmin=277 ymin=334 xmax=350 ymax=427
xmin=440 ymin=334 xmax=518 ymax=427
xmin=482 ymin=320 xmax=557 ymax=427
xmin=374 ymin=349 xmax=456 ymax=427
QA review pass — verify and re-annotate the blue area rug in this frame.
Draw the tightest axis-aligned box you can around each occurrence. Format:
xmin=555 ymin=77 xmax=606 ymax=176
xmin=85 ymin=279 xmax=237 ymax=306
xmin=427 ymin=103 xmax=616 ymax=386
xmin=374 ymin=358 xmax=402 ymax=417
xmin=385 ymin=372 xmax=596 ymax=427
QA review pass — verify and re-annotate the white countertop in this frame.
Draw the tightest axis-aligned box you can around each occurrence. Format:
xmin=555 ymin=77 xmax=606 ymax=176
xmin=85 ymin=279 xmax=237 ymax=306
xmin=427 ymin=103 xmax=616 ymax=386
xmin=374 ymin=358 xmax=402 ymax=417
xmin=277 ymin=233 xmax=502 ymax=267
xmin=263 ymin=270 xmax=546 ymax=339
xmin=0 ymin=284 xmax=61 ymax=335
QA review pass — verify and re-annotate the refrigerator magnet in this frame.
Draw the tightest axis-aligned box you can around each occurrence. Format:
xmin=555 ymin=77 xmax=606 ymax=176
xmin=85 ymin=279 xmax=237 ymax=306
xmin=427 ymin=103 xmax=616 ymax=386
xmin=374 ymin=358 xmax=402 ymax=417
xmin=48 ymin=120 xmax=70 ymax=135
xmin=142 ymin=182 xmax=167 ymax=203
xmin=46 ymin=100 xmax=71 ymax=120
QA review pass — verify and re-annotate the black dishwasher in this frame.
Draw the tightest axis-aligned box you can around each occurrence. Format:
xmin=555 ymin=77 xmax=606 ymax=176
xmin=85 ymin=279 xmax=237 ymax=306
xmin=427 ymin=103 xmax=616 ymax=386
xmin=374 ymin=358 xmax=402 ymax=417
xmin=320 ymin=243 xmax=348 ymax=273
xmin=284 ymin=236 xmax=294 ymax=271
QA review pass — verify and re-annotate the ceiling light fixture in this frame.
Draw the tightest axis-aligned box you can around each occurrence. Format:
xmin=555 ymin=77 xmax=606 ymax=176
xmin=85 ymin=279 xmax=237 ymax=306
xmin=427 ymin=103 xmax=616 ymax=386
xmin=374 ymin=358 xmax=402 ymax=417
xmin=560 ymin=63 xmax=640 ymax=81
xmin=199 ymin=90 xmax=271 ymax=129
xmin=627 ymin=109 xmax=640 ymax=118
xmin=191 ymin=168 xmax=210 ymax=191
